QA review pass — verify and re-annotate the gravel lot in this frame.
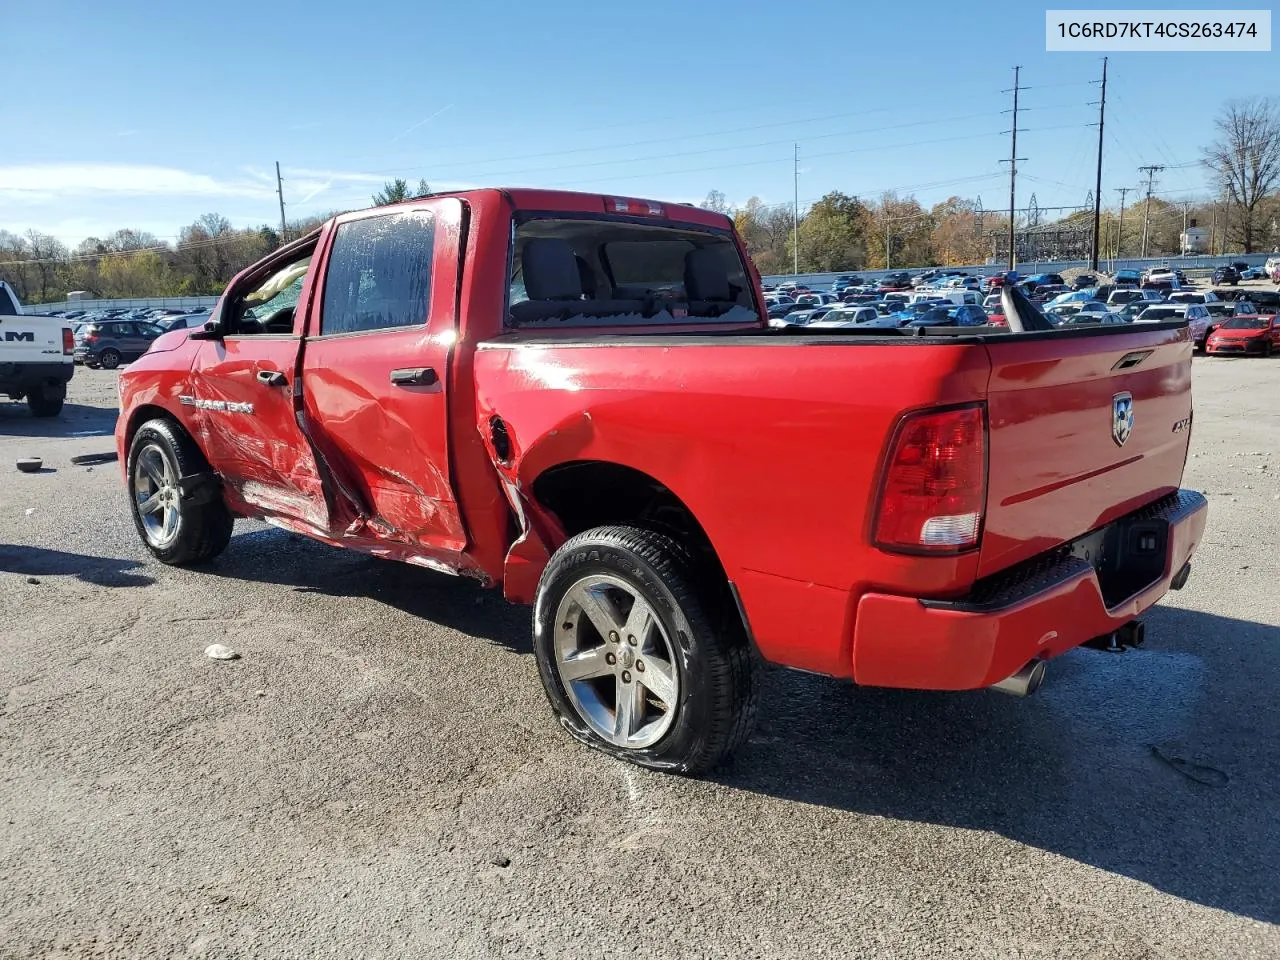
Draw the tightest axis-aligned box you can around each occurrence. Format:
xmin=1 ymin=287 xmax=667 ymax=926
xmin=2 ymin=352 xmax=1278 ymax=959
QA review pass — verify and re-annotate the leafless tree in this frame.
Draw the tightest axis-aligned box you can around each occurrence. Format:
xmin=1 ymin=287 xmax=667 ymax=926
xmin=1204 ymin=97 xmax=1280 ymax=252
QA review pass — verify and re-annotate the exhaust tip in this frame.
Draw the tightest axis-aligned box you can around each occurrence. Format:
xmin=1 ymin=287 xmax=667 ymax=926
xmin=991 ymin=659 xmax=1046 ymax=697
xmin=1170 ymin=562 xmax=1192 ymax=591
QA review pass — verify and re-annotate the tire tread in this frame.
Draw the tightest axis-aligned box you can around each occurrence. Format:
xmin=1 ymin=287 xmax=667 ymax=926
xmin=535 ymin=524 xmax=761 ymax=774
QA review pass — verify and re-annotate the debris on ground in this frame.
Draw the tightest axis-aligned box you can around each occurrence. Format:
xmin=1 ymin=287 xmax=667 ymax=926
xmin=70 ymin=452 xmax=119 ymax=466
xmin=17 ymin=458 xmax=43 ymax=473
xmin=204 ymin=644 xmax=241 ymax=661
xmin=26 ymin=577 xmax=40 ymax=585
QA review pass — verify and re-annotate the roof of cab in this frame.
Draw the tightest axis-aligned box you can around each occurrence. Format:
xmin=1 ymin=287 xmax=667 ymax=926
xmin=383 ymin=187 xmax=736 ymax=230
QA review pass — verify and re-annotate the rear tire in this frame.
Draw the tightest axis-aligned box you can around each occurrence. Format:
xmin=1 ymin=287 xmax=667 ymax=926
xmin=99 ymin=348 xmax=121 ymax=370
xmin=1264 ymin=341 xmax=1273 ymax=358
xmin=533 ymin=525 xmax=761 ymax=774
xmin=26 ymin=381 xmax=66 ymax=418
xmin=127 ymin=418 xmax=233 ymax=565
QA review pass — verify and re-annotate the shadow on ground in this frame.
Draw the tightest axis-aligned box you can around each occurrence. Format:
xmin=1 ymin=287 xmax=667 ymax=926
xmin=187 ymin=526 xmax=1280 ymax=923
xmin=0 ymin=402 xmax=117 ymax=439
xmin=717 ymin=605 xmax=1280 ymax=925
xmin=206 ymin=527 xmax=530 ymax=654
xmin=0 ymin=544 xmax=154 ymax=587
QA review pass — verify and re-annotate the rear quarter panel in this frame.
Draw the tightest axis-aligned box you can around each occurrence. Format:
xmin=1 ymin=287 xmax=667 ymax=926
xmin=474 ymin=336 xmax=992 ymax=675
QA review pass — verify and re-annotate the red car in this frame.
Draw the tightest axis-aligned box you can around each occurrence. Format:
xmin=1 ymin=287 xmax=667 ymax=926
xmin=114 ymin=188 xmax=1207 ymax=773
xmin=1206 ymin=314 xmax=1280 ymax=356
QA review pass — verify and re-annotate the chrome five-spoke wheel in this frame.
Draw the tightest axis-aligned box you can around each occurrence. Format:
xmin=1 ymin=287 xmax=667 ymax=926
xmin=132 ymin=442 xmax=181 ymax=548
xmin=553 ymin=573 xmax=680 ymax=749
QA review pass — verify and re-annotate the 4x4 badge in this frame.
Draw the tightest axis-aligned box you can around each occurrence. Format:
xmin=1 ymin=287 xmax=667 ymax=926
xmin=1112 ymin=392 xmax=1134 ymax=447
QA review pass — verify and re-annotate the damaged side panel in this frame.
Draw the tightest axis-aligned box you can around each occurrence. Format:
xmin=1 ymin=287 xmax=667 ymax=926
xmin=471 ymin=337 xmax=990 ymax=673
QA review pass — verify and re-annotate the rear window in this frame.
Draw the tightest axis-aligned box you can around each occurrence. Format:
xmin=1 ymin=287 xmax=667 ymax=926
xmin=508 ymin=217 xmax=758 ymax=327
xmin=0 ymin=285 xmax=18 ymax=316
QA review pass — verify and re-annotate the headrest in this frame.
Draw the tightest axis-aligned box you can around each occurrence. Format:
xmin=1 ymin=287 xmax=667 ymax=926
xmin=684 ymin=247 xmax=731 ymax=301
xmin=522 ymin=238 xmax=582 ymax=301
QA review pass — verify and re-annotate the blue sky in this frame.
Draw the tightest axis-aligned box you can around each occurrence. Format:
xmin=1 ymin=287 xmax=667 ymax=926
xmin=2 ymin=0 xmax=1274 ymax=246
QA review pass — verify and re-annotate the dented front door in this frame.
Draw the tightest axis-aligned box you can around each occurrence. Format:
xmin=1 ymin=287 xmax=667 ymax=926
xmin=297 ymin=198 xmax=467 ymax=563
xmin=189 ymin=335 xmax=329 ymax=531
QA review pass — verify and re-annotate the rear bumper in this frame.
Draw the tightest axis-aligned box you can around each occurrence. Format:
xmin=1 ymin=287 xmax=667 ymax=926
xmin=851 ymin=490 xmax=1208 ymax=690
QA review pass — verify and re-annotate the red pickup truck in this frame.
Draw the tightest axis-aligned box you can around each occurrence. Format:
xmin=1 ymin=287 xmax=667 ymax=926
xmin=115 ymin=189 xmax=1207 ymax=773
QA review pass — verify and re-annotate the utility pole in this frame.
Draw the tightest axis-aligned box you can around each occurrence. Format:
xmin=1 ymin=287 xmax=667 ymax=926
xmin=1138 ymin=164 xmax=1163 ymax=258
xmin=884 ymin=219 xmax=891 ymax=270
xmin=1089 ymin=57 xmax=1107 ymax=271
xmin=792 ymin=143 xmax=799 ymax=276
xmin=275 ymin=161 xmax=288 ymax=244
xmin=1210 ymin=204 xmax=1217 ymax=256
xmin=1180 ymin=200 xmax=1190 ymax=255
xmin=1114 ymin=186 xmax=1130 ymax=260
xmin=1000 ymin=66 xmax=1026 ymax=272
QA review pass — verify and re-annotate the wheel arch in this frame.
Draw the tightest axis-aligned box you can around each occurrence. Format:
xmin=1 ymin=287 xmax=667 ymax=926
xmin=507 ymin=460 xmax=750 ymax=639
xmin=123 ymin=402 xmax=188 ymax=454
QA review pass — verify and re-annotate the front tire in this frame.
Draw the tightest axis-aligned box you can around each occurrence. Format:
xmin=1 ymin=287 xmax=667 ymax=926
xmin=26 ymin=381 xmax=66 ymax=418
xmin=127 ymin=419 xmax=233 ymax=565
xmin=98 ymin=348 xmax=122 ymax=370
xmin=533 ymin=525 xmax=761 ymax=774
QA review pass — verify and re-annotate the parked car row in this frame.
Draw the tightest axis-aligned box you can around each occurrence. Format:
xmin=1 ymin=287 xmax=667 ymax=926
xmin=63 ymin=307 xmax=212 ymax=368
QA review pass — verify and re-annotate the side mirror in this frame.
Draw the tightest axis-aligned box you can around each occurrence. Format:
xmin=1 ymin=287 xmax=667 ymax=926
xmin=189 ymin=319 xmax=223 ymax=341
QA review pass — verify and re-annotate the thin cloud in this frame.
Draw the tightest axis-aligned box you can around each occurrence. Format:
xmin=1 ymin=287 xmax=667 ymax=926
xmin=288 ymin=120 xmax=323 ymax=131
xmin=115 ymin=129 xmax=138 ymax=138
xmin=390 ymin=104 xmax=454 ymax=143
xmin=0 ymin=163 xmax=271 ymax=202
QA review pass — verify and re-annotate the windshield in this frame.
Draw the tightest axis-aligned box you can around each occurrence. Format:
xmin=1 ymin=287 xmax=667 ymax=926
xmin=1222 ymin=316 xmax=1270 ymax=329
xmin=1138 ymin=307 xmax=1180 ymax=320
xmin=508 ymin=217 xmax=757 ymax=327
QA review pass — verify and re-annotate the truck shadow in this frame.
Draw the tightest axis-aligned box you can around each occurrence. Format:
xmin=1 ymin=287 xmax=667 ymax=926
xmin=209 ymin=527 xmax=531 ymax=654
xmin=0 ymin=402 xmax=117 ymax=439
xmin=719 ymin=605 xmax=1280 ymax=925
xmin=0 ymin=544 xmax=154 ymax=587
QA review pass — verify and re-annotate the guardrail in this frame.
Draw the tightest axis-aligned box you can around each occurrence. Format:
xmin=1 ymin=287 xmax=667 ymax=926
xmin=23 ymin=296 xmax=218 ymax=314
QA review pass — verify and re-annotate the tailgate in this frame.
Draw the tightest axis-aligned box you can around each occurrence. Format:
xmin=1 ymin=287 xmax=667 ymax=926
xmin=978 ymin=324 xmax=1192 ymax=578
xmin=0 ymin=316 xmax=69 ymax=365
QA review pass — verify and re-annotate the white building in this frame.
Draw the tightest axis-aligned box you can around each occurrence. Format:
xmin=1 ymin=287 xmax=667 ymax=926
xmin=1180 ymin=225 xmax=1208 ymax=254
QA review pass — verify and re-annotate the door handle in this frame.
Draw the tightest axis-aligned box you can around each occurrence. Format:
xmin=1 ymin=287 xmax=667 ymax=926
xmin=256 ymin=370 xmax=288 ymax=387
xmin=390 ymin=367 xmax=439 ymax=387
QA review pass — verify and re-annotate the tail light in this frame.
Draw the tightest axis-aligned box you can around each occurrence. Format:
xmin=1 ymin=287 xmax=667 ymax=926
xmin=62 ymin=328 xmax=74 ymax=354
xmin=874 ymin=404 xmax=987 ymax=554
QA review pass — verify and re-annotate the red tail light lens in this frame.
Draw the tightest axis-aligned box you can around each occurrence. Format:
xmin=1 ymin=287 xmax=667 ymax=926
xmin=62 ymin=328 xmax=74 ymax=353
xmin=874 ymin=404 xmax=987 ymax=554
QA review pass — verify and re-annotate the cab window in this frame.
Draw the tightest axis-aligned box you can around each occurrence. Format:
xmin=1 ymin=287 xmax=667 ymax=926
xmin=320 ymin=212 xmax=435 ymax=336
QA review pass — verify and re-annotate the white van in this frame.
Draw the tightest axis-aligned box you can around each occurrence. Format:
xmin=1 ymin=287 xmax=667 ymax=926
xmin=909 ymin=289 xmax=980 ymax=307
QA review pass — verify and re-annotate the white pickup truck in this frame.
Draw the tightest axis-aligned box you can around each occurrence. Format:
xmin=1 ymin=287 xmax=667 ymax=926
xmin=0 ymin=281 xmax=75 ymax=417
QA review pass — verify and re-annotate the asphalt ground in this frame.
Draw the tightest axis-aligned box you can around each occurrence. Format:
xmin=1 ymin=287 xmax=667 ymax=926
xmin=1 ymin=347 xmax=1277 ymax=959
